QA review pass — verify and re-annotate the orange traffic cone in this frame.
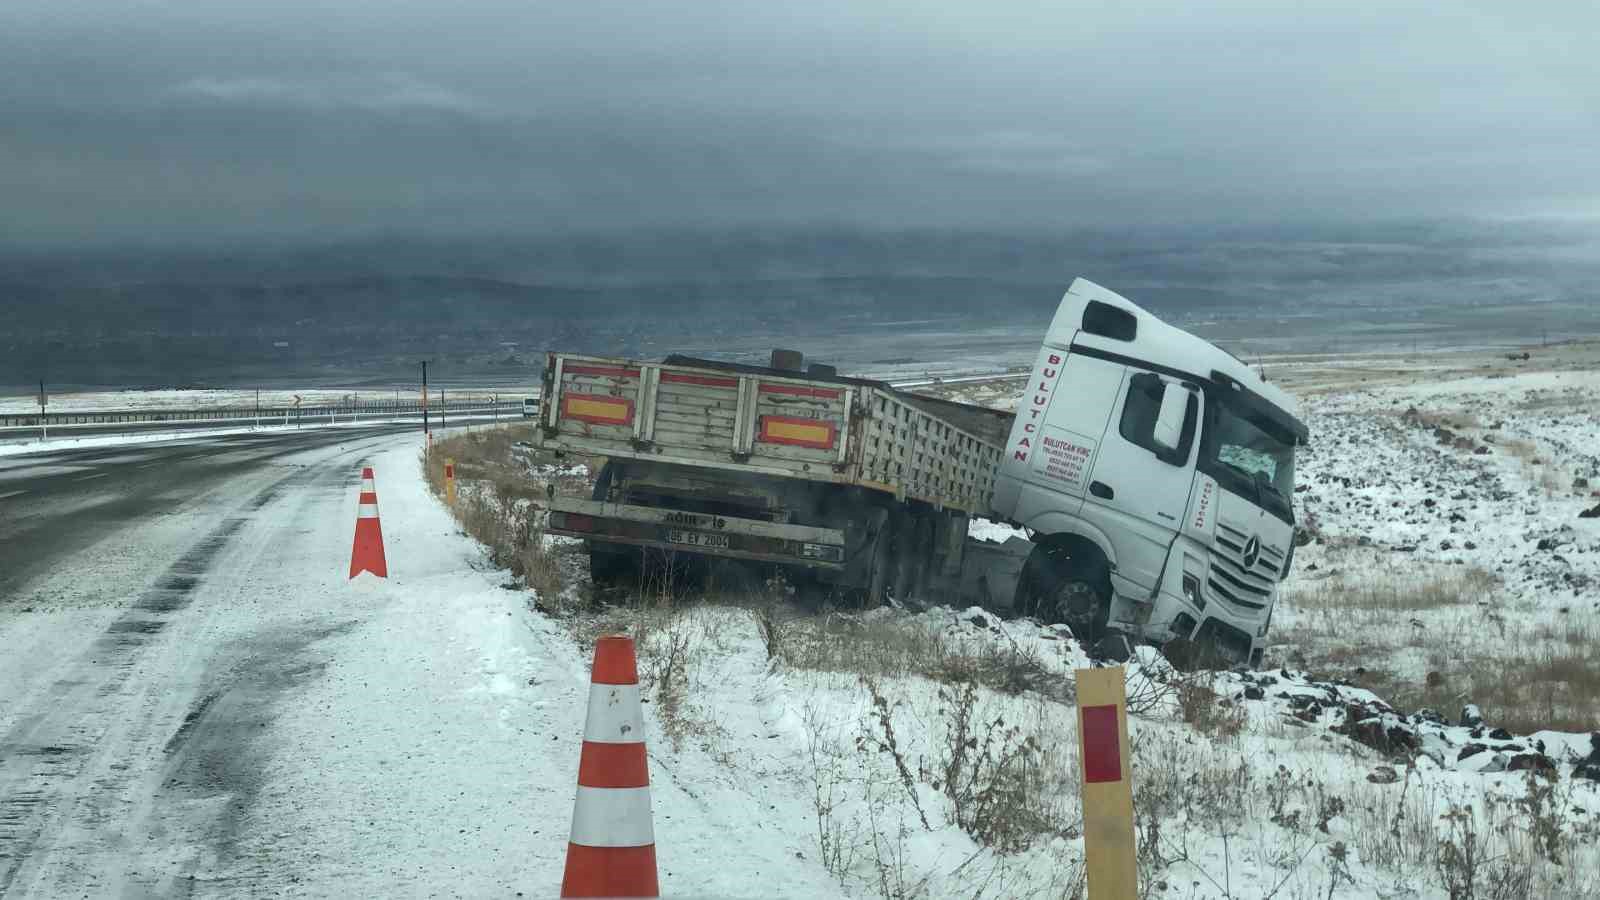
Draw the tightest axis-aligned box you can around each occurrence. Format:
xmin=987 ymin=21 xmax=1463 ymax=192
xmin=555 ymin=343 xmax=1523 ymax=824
xmin=561 ymin=636 xmax=658 ymax=898
xmin=348 ymin=466 xmax=388 ymax=578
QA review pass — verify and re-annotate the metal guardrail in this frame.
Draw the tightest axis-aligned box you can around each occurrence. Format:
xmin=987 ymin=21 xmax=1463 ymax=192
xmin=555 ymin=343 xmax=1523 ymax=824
xmin=0 ymin=400 xmax=526 ymax=430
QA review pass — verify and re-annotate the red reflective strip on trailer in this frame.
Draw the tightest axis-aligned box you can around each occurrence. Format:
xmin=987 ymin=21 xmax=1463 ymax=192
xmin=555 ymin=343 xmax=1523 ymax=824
xmin=1081 ymin=703 xmax=1122 ymax=783
xmin=562 ymin=394 xmax=635 ymax=426
xmin=660 ymin=372 xmax=738 ymax=388
xmin=577 ymin=741 xmax=651 ymax=788
xmin=757 ymin=382 xmax=842 ymax=399
xmin=758 ymin=415 xmax=837 ymax=449
xmin=565 ymin=364 xmax=642 ymax=378
xmin=444 ymin=465 xmax=454 ymax=478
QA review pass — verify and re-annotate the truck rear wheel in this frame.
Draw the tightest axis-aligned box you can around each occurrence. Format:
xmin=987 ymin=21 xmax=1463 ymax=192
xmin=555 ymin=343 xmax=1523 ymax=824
xmin=589 ymin=544 xmax=640 ymax=590
xmin=1015 ymin=542 xmax=1111 ymax=644
xmin=846 ymin=507 xmax=896 ymax=608
xmin=890 ymin=514 xmax=932 ymax=605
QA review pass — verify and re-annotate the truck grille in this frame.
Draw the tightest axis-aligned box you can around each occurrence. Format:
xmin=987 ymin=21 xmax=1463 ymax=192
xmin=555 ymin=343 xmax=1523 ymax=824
xmin=1208 ymin=522 xmax=1283 ymax=613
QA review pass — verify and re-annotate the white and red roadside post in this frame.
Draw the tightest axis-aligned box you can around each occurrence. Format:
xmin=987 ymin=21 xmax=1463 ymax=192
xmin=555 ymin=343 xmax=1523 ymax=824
xmin=1077 ymin=664 xmax=1137 ymax=899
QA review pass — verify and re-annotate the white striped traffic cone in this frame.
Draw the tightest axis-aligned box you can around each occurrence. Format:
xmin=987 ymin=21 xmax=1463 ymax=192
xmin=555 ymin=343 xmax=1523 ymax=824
xmin=561 ymin=635 xmax=658 ymax=898
xmin=348 ymin=466 xmax=388 ymax=578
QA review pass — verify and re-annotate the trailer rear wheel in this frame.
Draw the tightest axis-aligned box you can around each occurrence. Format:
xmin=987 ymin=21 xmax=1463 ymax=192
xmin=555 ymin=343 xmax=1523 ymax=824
xmin=847 ymin=507 xmax=895 ymax=608
xmin=890 ymin=514 xmax=932 ymax=605
xmin=589 ymin=545 xmax=640 ymax=590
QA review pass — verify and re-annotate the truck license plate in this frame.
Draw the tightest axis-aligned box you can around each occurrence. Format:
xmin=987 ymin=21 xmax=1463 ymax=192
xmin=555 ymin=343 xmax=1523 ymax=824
xmin=666 ymin=529 xmax=730 ymax=550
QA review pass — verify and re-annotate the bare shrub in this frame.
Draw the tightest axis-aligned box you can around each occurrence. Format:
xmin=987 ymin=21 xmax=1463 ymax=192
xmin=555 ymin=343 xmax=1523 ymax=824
xmin=1174 ymin=672 xmax=1247 ymax=740
xmin=645 ymin=620 xmax=697 ymax=751
xmin=927 ymin=681 xmax=1070 ymax=854
xmin=753 ymin=605 xmax=785 ymax=661
xmin=801 ymin=697 xmax=863 ymax=882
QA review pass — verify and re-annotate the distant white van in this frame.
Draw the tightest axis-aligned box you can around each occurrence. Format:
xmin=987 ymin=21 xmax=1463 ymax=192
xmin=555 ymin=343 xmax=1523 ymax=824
xmin=523 ymin=397 xmax=541 ymax=418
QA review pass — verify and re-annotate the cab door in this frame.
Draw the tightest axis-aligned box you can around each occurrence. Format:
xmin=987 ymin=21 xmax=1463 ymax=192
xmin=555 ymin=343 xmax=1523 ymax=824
xmin=1076 ymin=370 xmax=1201 ymax=593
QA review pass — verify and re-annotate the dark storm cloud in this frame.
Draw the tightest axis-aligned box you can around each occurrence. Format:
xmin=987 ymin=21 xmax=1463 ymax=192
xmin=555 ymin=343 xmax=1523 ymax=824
xmin=1 ymin=1 xmax=1596 ymax=245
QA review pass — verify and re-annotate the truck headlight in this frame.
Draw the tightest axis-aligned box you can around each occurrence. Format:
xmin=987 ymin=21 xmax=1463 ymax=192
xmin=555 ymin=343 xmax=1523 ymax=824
xmin=1182 ymin=574 xmax=1205 ymax=611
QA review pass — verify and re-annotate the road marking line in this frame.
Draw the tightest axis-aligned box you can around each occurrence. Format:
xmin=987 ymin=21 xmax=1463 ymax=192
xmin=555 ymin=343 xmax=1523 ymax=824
xmin=75 ymin=472 xmax=109 ymax=482
xmin=0 ymin=489 xmax=26 ymax=500
xmin=136 ymin=462 xmax=161 ymax=469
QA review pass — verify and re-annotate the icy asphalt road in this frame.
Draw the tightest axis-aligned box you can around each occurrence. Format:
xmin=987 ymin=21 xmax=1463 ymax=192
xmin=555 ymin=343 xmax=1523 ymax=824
xmin=0 ymin=424 xmax=427 ymax=896
xmin=0 ymin=423 xmax=533 ymax=898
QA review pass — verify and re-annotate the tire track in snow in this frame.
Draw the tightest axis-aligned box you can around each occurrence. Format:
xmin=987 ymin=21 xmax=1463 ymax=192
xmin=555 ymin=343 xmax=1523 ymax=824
xmin=0 ymin=469 xmax=307 ymax=896
xmin=0 ymin=431 xmax=400 ymax=897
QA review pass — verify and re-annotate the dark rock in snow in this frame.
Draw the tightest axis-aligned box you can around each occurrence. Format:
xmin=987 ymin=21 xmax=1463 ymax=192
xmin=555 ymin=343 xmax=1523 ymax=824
xmin=1475 ymin=446 xmax=1491 ymax=455
xmin=1367 ymin=766 xmax=1400 ymax=784
xmin=1580 ymin=504 xmax=1600 ymax=520
xmin=1575 ymin=764 xmax=1600 ymax=782
xmin=1414 ymin=707 xmax=1446 ymax=725
xmin=1337 ymin=705 xmax=1419 ymax=757
xmin=1489 ymin=727 xmax=1513 ymax=741
xmin=1507 ymin=753 xmax=1559 ymax=779
xmin=1243 ymin=686 xmax=1265 ymax=701
xmin=1461 ymin=705 xmax=1484 ymax=728
xmin=1458 ymin=743 xmax=1488 ymax=761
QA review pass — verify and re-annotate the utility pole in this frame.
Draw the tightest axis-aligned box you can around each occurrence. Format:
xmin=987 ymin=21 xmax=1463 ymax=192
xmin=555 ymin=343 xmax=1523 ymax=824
xmin=255 ymin=388 xmax=260 ymax=430
xmin=422 ymin=361 xmax=431 ymax=457
xmin=38 ymin=380 xmax=47 ymax=442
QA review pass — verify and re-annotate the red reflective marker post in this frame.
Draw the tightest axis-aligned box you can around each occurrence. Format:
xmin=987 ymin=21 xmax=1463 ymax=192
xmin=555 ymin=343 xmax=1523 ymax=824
xmin=1077 ymin=665 xmax=1136 ymax=899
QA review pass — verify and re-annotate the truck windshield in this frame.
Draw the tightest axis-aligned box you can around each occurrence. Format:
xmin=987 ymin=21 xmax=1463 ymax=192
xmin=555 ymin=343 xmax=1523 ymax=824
xmin=1200 ymin=400 xmax=1297 ymax=524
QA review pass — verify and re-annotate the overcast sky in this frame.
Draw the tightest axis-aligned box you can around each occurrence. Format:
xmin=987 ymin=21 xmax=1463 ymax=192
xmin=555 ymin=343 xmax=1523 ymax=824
xmin=1 ymin=1 xmax=1595 ymax=246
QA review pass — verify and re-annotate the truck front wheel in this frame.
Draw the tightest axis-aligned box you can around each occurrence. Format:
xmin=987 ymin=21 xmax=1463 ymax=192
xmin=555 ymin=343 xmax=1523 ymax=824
xmin=1015 ymin=542 xmax=1111 ymax=644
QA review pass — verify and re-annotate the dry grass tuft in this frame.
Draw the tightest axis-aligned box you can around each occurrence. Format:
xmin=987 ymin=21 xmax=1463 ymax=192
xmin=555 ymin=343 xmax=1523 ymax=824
xmin=421 ymin=425 xmax=577 ymax=607
xmin=1275 ymin=563 xmax=1600 ymax=733
xmin=776 ymin=612 xmax=1068 ymax=701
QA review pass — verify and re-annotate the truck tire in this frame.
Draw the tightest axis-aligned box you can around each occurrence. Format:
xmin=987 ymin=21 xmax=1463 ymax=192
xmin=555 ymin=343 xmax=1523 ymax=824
xmin=847 ymin=507 xmax=895 ymax=608
xmin=890 ymin=514 xmax=932 ymax=604
xmin=1015 ymin=542 xmax=1111 ymax=644
xmin=589 ymin=545 xmax=639 ymax=590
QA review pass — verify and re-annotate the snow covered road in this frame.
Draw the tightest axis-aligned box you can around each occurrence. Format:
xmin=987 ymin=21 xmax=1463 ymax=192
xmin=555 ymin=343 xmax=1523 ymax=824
xmin=0 ymin=428 xmax=547 ymax=896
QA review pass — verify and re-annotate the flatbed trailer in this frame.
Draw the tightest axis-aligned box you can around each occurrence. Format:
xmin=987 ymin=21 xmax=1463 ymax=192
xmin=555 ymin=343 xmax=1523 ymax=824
xmin=534 ymin=350 xmax=1014 ymax=601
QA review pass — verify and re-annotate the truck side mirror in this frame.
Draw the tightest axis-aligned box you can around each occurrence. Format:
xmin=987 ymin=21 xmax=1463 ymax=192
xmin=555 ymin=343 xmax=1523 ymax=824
xmin=1152 ymin=382 xmax=1188 ymax=455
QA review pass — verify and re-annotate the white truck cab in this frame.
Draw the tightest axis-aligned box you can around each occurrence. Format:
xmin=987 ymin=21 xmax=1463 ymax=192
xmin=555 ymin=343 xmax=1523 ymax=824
xmin=991 ymin=278 xmax=1308 ymax=667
